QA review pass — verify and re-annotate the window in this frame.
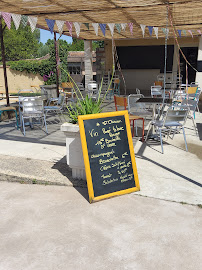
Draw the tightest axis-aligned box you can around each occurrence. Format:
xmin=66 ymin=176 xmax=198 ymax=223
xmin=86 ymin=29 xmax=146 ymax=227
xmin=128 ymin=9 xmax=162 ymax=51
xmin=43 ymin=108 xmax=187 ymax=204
xmin=68 ymin=63 xmax=81 ymax=74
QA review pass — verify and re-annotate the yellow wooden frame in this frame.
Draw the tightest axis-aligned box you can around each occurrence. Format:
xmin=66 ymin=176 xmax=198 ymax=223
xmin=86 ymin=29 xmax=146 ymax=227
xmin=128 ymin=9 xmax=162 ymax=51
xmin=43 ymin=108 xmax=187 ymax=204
xmin=78 ymin=110 xmax=140 ymax=203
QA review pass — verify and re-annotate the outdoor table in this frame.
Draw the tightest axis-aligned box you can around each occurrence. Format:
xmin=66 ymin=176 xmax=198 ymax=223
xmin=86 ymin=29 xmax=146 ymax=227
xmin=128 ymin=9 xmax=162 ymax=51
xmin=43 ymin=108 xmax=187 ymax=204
xmin=136 ymin=97 xmax=172 ymax=136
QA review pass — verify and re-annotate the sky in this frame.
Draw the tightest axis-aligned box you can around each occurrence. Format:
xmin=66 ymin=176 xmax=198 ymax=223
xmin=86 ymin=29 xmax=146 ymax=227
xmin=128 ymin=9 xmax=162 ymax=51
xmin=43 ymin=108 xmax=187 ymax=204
xmin=40 ymin=29 xmax=72 ymax=44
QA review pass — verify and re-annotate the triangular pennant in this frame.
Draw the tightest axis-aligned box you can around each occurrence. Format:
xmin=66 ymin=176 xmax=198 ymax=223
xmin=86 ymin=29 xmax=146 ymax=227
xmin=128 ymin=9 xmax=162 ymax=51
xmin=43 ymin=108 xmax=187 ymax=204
xmin=12 ymin=14 xmax=21 ymax=30
xmin=108 ymin=23 xmax=115 ymax=36
xmin=74 ymin=22 xmax=81 ymax=37
xmin=197 ymin=30 xmax=202 ymax=35
xmin=115 ymin=23 xmax=121 ymax=34
xmin=2 ymin=12 xmax=11 ymax=29
xmin=66 ymin=21 xmax=72 ymax=36
xmin=99 ymin=23 xmax=106 ymax=36
xmin=28 ymin=16 xmax=37 ymax=32
xmin=148 ymin=26 xmax=153 ymax=36
xmin=45 ymin=19 xmax=55 ymax=34
xmin=177 ymin=29 xmax=182 ymax=37
xmin=182 ymin=30 xmax=187 ymax=36
xmin=128 ymin=23 xmax=133 ymax=35
xmin=121 ymin=23 xmax=127 ymax=32
xmin=92 ymin=23 xmax=99 ymax=36
xmin=140 ymin=24 xmax=146 ymax=37
xmin=162 ymin=28 xmax=169 ymax=36
xmin=84 ymin=23 xmax=89 ymax=30
xmin=188 ymin=30 xmax=193 ymax=38
xmin=21 ymin=15 xmax=28 ymax=28
xmin=154 ymin=27 xmax=158 ymax=39
xmin=56 ymin=20 xmax=64 ymax=35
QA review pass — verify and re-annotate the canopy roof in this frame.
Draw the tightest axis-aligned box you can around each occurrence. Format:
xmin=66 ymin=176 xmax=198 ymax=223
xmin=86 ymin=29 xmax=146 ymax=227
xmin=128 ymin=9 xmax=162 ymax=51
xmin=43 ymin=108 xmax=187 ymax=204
xmin=1 ymin=0 xmax=202 ymax=40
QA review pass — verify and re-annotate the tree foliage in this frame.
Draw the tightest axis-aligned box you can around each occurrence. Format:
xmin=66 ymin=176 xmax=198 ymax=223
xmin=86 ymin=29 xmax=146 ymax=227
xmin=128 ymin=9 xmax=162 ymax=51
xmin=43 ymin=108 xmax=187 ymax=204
xmin=0 ymin=22 xmax=40 ymax=61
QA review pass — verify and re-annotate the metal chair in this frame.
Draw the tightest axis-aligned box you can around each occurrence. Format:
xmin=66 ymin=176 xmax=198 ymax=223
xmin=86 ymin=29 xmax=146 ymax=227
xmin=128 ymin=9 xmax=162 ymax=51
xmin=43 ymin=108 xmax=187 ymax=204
xmin=181 ymin=99 xmax=198 ymax=135
xmin=0 ymin=106 xmax=19 ymax=129
xmin=114 ymin=95 xmax=145 ymax=141
xmin=145 ymin=105 xmax=189 ymax=153
xmin=21 ymin=97 xmax=48 ymax=136
xmin=151 ymin=85 xmax=163 ymax=97
xmin=87 ymin=81 xmax=99 ymax=100
xmin=44 ymin=93 xmax=66 ymax=121
xmin=128 ymin=94 xmax=152 ymax=119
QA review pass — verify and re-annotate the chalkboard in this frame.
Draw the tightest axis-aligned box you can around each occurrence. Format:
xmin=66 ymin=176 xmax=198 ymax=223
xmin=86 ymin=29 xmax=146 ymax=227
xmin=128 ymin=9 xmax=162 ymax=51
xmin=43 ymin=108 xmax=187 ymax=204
xmin=78 ymin=111 xmax=140 ymax=203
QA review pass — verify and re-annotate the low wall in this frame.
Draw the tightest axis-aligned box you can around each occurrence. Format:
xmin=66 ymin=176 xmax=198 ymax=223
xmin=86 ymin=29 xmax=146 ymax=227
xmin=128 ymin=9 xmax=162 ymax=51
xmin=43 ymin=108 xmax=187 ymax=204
xmin=0 ymin=66 xmax=44 ymax=93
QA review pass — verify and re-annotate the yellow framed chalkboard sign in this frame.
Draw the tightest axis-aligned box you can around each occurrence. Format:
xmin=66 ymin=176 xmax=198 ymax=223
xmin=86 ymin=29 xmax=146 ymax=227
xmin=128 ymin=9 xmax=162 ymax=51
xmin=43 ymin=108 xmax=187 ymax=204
xmin=78 ymin=110 xmax=140 ymax=203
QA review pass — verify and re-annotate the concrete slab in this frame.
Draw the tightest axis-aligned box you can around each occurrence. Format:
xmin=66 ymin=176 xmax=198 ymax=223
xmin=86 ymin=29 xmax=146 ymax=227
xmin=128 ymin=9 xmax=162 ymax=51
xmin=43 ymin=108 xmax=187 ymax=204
xmin=0 ymin=101 xmax=202 ymax=205
xmin=0 ymin=182 xmax=201 ymax=270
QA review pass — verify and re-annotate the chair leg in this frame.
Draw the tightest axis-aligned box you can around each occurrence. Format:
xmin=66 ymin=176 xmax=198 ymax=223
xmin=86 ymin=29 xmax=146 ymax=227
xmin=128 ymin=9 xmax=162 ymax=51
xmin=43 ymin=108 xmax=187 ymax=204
xmin=22 ymin=117 xmax=26 ymax=136
xmin=14 ymin=110 xmax=19 ymax=129
xmin=142 ymin=118 xmax=144 ymax=142
xmin=145 ymin=122 xmax=152 ymax=141
xmin=191 ymin=116 xmax=198 ymax=135
xmin=182 ymin=127 xmax=188 ymax=151
xmin=135 ymin=121 xmax=138 ymax=136
xmin=159 ymin=128 xmax=164 ymax=154
xmin=43 ymin=115 xmax=48 ymax=134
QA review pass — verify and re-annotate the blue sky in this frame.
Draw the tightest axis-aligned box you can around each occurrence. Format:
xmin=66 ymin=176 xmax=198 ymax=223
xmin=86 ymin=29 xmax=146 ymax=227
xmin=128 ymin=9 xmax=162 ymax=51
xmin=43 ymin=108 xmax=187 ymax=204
xmin=40 ymin=29 xmax=72 ymax=44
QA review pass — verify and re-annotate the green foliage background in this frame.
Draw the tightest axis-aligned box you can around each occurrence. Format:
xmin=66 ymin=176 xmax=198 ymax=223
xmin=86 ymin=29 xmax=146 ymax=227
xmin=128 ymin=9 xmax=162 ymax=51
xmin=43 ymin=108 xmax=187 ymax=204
xmin=1 ymin=21 xmax=104 ymax=85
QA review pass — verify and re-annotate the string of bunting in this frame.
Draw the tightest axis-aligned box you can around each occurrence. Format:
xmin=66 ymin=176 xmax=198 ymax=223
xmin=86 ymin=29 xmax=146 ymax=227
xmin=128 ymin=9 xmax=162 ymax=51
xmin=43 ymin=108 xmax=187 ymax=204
xmin=0 ymin=11 xmax=202 ymax=38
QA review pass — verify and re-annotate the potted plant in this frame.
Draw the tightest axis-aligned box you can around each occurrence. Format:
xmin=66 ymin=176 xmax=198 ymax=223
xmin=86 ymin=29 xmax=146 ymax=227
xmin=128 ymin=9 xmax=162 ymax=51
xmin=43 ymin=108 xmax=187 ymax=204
xmin=61 ymin=68 xmax=114 ymax=180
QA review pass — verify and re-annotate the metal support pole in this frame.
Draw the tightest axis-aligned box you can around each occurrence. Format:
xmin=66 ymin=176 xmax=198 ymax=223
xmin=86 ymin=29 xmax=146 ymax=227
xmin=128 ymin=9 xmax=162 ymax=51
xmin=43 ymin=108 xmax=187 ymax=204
xmin=0 ymin=18 xmax=9 ymax=106
xmin=54 ymin=32 xmax=60 ymax=97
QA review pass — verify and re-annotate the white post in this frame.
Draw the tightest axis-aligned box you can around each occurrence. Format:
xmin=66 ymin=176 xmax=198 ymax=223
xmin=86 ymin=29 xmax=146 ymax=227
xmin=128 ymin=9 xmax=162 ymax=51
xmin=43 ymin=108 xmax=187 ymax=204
xmin=84 ymin=40 xmax=93 ymax=90
xmin=195 ymin=37 xmax=202 ymax=88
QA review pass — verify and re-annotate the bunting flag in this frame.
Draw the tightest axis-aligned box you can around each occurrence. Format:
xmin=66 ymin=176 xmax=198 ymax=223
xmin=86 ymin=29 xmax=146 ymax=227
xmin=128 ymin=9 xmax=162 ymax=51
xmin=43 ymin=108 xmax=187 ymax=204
xmin=177 ymin=29 xmax=182 ymax=37
xmin=197 ymin=30 xmax=202 ymax=35
xmin=21 ymin=15 xmax=28 ymax=27
xmin=188 ymin=30 xmax=193 ymax=38
xmin=46 ymin=19 xmax=55 ymax=34
xmin=84 ymin=23 xmax=89 ymax=30
xmin=121 ymin=23 xmax=127 ymax=32
xmin=140 ymin=24 xmax=146 ymax=37
xmin=56 ymin=20 xmax=64 ymax=35
xmin=99 ymin=23 xmax=106 ymax=36
xmin=162 ymin=28 xmax=169 ymax=37
xmin=12 ymin=14 xmax=21 ymax=30
xmin=108 ymin=23 xmax=115 ymax=36
xmin=154 ymin=27 xmax=158 ymax=39
xmin=128 ymin=23 xmax=133 ymax=35
xmin=148 ymin=26 xmax=153 ymax=36
xmin=66 ymin=21 xmax=72 ymax=36
xmin=115 ymin=23 xmax=121 ymax=34
xmin=92 ymin=23 xmax=99 ymax=36
xmin=2 ymin=12 xmax=11 ymax=29
xmin=28 ymin=16 xmax=37 ymax=32
xmin=182 ymin=30 xmax=187 ymax=36
xmin=74 ymin=22 xmax=81 ymax=37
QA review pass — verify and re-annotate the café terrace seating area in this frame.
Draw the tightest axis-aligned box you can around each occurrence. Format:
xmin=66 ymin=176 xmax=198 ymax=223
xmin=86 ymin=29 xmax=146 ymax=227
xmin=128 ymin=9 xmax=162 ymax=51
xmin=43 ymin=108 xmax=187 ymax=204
xmin=0 ymin=73 xmax=202 ymax=204
xmin=0 ymin=73 xmax=202 ymax=150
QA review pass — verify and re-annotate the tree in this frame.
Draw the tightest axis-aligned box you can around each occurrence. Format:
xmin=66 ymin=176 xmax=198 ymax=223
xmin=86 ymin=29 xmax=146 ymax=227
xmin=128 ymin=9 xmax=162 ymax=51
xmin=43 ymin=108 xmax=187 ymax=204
xmin=0 ymin=21 xmax=40 ymax=61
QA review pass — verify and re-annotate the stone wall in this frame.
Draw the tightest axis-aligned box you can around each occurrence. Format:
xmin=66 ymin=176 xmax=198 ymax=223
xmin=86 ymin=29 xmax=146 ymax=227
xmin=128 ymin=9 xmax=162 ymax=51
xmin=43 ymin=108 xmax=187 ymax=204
xmin=0 ymin=66 xmax=44 ymax=93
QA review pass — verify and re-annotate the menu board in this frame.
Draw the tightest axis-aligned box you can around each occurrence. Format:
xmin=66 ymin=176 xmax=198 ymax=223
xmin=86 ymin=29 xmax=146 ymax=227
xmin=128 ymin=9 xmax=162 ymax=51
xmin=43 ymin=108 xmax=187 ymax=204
xmin=78 ymin=111 xmax=140 ymax=203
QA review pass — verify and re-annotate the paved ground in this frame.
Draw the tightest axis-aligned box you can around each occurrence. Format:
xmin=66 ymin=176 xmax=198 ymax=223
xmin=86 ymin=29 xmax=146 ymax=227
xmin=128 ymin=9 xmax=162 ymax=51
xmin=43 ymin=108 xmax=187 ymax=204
xmin=0 ymin=181 xmax=201 ymax=270
xmin=0 ymin=99 xmax=202 ymax=269
xmin=0 ymin=101 xmax=201 ymax=205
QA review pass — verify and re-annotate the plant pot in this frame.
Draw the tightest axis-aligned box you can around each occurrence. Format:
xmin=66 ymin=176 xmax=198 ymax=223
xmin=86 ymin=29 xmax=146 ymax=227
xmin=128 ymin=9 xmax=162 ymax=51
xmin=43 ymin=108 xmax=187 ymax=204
xmin=61 ymin=122 xmax=86 ymax=180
